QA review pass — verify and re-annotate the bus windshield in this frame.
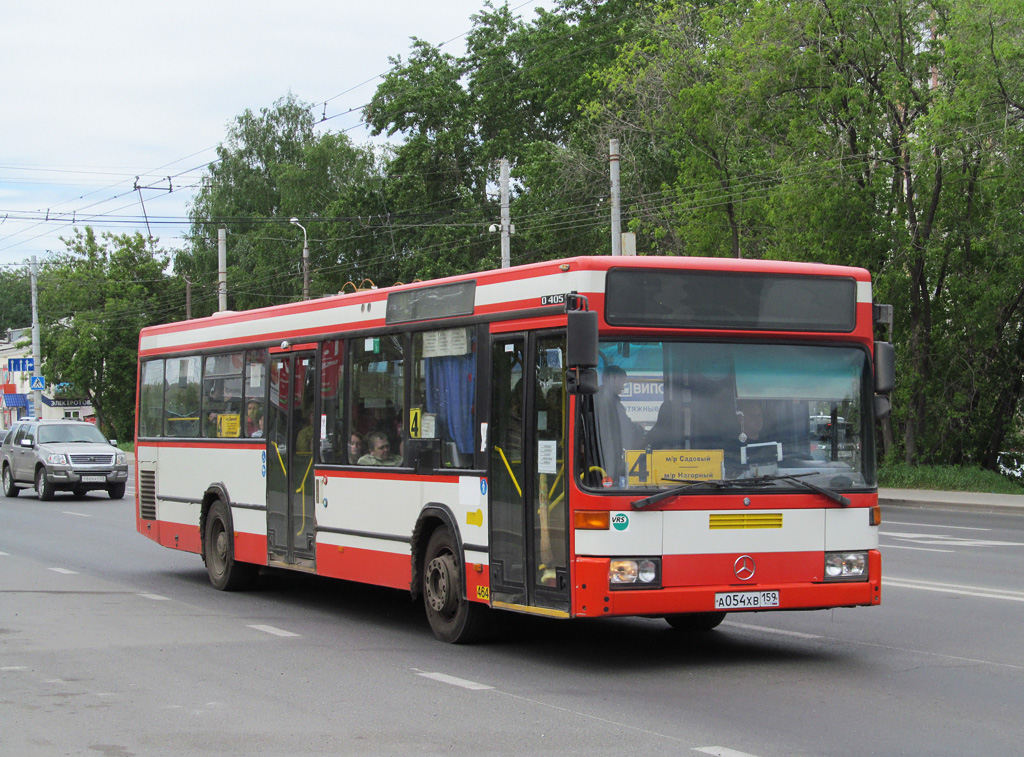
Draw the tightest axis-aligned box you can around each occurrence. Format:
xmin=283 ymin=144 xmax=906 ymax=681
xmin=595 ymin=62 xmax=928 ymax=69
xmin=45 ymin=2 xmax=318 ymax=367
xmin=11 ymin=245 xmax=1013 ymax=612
xmin=581 ymin=341 xmax=874 ymax=493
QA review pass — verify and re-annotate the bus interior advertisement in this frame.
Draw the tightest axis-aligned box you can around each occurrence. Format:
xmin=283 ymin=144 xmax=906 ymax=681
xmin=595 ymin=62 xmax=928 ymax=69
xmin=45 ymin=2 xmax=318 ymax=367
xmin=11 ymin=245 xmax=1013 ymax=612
xmin=579 ymin=341 xmax=874 ymax=495
xmin=134 ymin=256 xmax=888 ymax=643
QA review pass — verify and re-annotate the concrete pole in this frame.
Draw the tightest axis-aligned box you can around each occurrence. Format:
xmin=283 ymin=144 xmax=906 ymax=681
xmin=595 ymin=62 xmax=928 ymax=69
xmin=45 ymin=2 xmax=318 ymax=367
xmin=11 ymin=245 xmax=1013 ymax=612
xmin=610 ymin=139 xmax=622 ymax=256
xmin=218 ymin=227 xmax=228 ymax=312
xmin=500 ymin=158 xmax=511 ymax=269
xmin=30 ymin=256 xmax=42 ymax=417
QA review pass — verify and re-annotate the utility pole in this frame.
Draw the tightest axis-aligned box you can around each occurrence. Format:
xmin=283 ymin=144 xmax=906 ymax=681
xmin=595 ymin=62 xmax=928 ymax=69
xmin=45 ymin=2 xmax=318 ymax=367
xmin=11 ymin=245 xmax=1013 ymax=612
xmin=30 ymin=255 xmax=42 ymax=417
xmin=218 ymin=227 xmax=227 ymax=312
xmin=499 ymin=159 xmax=511 ymax=269
xmin=610 ymin=139 xmax=622 ymax=256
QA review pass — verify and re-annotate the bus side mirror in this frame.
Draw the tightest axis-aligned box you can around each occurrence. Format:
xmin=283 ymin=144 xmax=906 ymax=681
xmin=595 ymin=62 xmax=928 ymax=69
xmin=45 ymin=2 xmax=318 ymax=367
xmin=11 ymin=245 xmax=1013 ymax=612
xmin=567 ymin=310 xmax=598 ymax=369
xmin=874 ymin=341 xmax=895 ymax=394
xmin=874 ymin=395 xmax=891 ymax=420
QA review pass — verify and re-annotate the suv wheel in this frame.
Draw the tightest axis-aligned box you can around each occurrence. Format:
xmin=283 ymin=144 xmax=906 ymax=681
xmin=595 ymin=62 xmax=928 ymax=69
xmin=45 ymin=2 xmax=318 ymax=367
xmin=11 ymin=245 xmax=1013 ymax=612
xmin=36 ymin=467 xmax=55 ymax=501
xmin=3 ymin=466 xmax=19 ymax=497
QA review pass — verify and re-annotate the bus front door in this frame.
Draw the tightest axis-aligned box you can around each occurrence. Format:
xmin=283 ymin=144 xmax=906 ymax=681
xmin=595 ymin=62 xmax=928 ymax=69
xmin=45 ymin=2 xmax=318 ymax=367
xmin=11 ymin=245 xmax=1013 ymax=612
xmin=266 ymin=352 xmax=316 ymax=570
xmin=488 ymin=333 xmax=570 ymax=615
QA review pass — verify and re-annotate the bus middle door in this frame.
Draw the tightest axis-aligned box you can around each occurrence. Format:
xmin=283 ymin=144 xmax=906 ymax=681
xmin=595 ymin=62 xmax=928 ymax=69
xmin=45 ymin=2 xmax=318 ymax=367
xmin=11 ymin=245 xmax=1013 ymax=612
xmin=488 ymin=332 xmax=570 ymax=615
xmin=266 ymin=351 xmax=316 ymax=570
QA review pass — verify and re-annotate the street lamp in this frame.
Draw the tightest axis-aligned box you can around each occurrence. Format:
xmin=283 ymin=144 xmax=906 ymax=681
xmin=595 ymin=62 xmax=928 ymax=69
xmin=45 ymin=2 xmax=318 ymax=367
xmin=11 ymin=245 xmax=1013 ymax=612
xmin=289 ymin=217 xmax=310 ymax=300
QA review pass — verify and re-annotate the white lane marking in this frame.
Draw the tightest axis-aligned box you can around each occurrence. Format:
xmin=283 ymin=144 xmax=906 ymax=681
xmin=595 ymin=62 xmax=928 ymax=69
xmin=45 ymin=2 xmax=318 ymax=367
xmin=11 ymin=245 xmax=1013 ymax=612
xmin=694 ymin=748 xmax=761 ymax=757
xmin=247 ymin=624 xmax=300 ymax=637
xmin=2 ymin=666 xmax=28 ymax=671
xmin=414 ymin=670 xmax=494 ymax=690
xmin=885 ymin=521 xmax=991 ymax=531
xmin=880 ymin=544 xmax=955 ymax=553
xmin=63 ymin=511 xmax=91 ymax=517
xmin=0 ymin=550 xmax=9 ymax=555
xmin=48 ymin=567 xmax=78 ymax=575
xmin=138 ymin=593 xmax=170 ymax=601
xmin=882 ymin=531 xmax=1024 ymax=547
xmin=723 ymin=622 xmax=821 ymax=640
xmin=885 ymin=577 xmax=1024 ymax=602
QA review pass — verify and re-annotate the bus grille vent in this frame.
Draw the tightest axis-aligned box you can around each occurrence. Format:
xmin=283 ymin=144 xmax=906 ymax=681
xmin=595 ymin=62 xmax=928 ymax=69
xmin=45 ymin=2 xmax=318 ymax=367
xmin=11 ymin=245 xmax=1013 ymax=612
xmin=709 ymin=513 xmax=783 ymax=530
xmin=139 ymin=470 xmax=157 ymax=520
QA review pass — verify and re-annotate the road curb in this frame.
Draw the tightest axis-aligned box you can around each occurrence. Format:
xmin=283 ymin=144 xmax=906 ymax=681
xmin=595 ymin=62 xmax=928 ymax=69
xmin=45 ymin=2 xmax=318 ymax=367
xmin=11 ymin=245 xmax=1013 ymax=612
xmin=879 ymin=488 xmax=1024 ymax=515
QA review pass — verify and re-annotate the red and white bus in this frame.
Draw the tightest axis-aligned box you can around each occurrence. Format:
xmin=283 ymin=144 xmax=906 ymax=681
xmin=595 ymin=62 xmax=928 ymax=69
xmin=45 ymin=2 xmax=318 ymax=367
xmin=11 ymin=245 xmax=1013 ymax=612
xmin=135 ymin=255 xmax=894 ymax=642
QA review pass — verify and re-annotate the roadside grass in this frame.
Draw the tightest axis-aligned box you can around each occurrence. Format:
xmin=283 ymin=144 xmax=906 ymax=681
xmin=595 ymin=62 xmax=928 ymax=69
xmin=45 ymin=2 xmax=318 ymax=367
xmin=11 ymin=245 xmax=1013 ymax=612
xmin=878 ymin=463 xmax=1024 ymax=494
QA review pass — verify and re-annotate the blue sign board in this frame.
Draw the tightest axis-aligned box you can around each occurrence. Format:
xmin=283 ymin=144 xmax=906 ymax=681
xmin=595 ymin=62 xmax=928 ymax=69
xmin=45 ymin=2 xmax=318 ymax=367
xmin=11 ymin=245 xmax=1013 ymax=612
xmin=8 ymin=358 xmax=34 ymax=372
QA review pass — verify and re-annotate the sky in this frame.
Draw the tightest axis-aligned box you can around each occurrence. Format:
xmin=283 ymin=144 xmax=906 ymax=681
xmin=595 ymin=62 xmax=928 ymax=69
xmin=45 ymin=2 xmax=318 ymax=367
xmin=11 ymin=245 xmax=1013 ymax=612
xmin=0 ymin=0 xmax=556 ymax=269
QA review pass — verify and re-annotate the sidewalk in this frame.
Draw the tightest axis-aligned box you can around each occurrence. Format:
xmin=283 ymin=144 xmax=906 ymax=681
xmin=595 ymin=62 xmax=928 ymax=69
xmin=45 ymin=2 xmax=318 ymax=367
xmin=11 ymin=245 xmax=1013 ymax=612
xmin=879 ymin=487 xmax=1024 ymax=514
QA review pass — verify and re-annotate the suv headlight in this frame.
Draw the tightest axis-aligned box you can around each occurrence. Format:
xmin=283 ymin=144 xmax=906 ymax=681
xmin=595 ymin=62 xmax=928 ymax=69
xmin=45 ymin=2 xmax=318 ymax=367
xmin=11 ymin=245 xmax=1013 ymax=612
xmin=115 ymin=452 xmax=127 ymax=465
xmin=824 ymin=551 xmax=868 ymax=581
xmin=609 ymin=558 xmax=662 ymax=590
xmin=46 ymin=452 xmax=68 ymax=465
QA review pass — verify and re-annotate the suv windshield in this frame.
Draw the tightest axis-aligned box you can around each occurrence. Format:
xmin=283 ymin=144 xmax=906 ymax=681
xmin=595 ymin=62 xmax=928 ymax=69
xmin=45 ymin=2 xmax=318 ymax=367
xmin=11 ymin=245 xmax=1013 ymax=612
xmin=37 ymin=424 xmax=109 ymax=445
xmin=578 ymin=341 xmax=874 ymax=493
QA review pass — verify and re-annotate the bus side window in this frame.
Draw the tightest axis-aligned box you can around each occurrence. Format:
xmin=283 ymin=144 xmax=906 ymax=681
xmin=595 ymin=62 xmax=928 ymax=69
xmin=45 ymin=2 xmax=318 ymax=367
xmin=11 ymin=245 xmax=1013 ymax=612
xmin=319 ymin=339 xmax=345 ymax=463
xmin=244 ymin=349 xmax=267 ymax=438
xmin=412 ymin=328 xmax=476 ymax=469
xmin=350 ymin=335 xmax=405 ymax=464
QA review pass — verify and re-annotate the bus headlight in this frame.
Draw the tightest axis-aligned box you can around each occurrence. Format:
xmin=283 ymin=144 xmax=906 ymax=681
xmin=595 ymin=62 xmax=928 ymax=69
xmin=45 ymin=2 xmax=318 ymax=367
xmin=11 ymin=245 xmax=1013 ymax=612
xmin=824 ymin=551 xmax=868 ymax=581
xmin=609 ymin=558 xmax=661 ymax=590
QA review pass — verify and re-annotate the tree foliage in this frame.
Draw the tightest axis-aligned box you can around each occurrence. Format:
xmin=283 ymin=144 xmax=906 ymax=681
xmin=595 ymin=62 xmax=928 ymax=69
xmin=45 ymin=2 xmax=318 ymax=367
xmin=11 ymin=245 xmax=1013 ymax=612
xmin=178 ymin=0 xmax=1024 ymax=468
xmin=39 ymin=228 xmax=178 ymax=441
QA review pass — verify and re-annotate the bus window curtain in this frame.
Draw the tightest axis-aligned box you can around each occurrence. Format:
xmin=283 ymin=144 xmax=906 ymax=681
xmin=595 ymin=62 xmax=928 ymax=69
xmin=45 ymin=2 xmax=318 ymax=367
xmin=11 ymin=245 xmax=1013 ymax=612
xmin=425 ymin=354 xmax=475 ymax=454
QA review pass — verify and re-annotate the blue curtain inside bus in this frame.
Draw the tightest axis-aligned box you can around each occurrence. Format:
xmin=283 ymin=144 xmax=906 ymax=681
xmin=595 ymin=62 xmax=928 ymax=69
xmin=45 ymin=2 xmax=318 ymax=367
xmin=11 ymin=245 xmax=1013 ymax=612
xmin=425 ymin=354 xmax=475 ymax=454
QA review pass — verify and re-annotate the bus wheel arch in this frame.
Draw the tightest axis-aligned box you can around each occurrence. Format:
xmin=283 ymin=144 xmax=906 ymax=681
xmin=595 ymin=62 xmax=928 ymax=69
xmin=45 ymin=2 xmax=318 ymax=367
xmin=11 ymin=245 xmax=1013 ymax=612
xmin=201 ymin=490 xmax=256 ymax=591
xmin=412 ymin=505 xmax=486 ymax=643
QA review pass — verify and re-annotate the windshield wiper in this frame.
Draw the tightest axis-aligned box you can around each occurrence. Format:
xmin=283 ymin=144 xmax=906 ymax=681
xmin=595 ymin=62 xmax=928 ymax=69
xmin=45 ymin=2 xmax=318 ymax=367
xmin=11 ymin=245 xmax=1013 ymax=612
xmin=631 ymin=479 xmax=731 ymax=509
xmin=759 ymin=473 xmax=851 ymax=507
xmin=630 ymin=473 xmax=850 ymax=509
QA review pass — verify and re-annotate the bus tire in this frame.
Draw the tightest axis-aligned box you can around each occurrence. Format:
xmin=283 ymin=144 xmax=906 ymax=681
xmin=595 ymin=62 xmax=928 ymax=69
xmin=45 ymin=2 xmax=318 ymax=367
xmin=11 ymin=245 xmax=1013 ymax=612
xmin=204 ymin=499 xmax=256 ymax=591
xmin=422 ymin=527 xmax=486 ymax=644
xmin=664 ymin=612 xmax=726 ymax=632
xmin=36 ymin=467 xmax=55 ymax=501
xmin=3 ymin=465 xmax=19 ymax=497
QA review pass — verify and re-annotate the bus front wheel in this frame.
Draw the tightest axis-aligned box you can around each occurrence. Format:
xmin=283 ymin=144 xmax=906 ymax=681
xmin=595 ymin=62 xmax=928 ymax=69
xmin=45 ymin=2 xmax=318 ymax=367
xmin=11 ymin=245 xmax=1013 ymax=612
xmin=422 ymin=527 xmax=486 ymax=643
xmin=664 ymin=611 xmax=726 ymax=632
xmin=204 ymin=500 xmax=256 ymax=591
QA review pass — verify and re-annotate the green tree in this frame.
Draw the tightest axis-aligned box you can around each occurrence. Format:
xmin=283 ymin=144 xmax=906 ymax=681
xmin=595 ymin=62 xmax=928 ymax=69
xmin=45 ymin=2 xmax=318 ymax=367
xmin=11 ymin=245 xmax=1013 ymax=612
xmin=0 ymin=266 xmax=32 ymax=334
xmin=39 ymin=228 xmax=178 ymax=441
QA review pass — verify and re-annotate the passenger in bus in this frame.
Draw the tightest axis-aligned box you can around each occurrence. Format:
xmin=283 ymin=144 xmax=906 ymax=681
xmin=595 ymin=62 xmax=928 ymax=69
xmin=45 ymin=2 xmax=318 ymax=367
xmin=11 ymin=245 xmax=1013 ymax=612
xmin=595 ymin=364 xmax=644 ymax=478
xmin=357 ymin=430 xmax=403 ymax=466
xmin=348 ymin=430 xmax=365 ymax=463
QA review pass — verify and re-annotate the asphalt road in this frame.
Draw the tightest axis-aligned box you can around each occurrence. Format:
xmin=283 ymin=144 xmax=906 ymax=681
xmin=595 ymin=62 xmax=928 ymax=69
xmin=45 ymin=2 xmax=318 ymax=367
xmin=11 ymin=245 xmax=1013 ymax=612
xmin=1 ymin=490 xmax=1022 ymax=756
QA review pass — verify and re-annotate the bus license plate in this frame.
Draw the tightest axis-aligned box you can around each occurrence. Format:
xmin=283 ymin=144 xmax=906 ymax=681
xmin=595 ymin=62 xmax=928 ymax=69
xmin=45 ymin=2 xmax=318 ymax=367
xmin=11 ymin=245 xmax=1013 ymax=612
xmin=714 ymin=590 xmax=780 ymax=610
xmin=81 ymin=475 xmax=106 ymax=483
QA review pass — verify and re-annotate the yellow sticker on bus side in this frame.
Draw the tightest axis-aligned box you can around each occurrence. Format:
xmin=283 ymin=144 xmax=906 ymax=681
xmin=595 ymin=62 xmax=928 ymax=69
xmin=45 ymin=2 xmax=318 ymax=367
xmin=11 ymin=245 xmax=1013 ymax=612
xmin=217 ymin=414 xmax=241 ymax=438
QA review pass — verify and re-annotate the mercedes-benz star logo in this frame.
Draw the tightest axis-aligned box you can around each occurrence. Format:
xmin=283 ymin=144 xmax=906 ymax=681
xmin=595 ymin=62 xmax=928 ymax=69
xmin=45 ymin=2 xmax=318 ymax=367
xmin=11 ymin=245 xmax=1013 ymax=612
xmin=734 ymin=555 xmax=756 ymax=581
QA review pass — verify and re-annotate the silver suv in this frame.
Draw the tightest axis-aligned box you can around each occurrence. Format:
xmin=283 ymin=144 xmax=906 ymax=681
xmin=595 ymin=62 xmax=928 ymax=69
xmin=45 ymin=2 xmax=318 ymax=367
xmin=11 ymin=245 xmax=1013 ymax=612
xmin=1 ymin=419 xmax=129 ymax=500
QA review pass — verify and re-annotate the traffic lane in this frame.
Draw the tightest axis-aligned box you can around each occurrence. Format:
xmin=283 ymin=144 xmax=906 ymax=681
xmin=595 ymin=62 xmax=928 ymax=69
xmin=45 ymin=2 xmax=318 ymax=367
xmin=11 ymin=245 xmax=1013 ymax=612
xmin=881 ymin=505 xmax=1024 ymax=594
xmin=4 ymin=498 xmax=1023 ymax=756
xmin=1 ymin=551 xmax=755 ymax=756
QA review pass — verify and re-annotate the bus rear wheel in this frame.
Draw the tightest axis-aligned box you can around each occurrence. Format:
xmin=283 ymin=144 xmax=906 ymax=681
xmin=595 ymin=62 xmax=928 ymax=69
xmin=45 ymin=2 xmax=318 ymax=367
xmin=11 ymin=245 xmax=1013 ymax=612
xmin=422 ymin=527 xmax=486 ymax=643
xmin=204 ymin=499 xmax=256 ymax=591
xmin=664 ymin=612 xmax=727 ymax=632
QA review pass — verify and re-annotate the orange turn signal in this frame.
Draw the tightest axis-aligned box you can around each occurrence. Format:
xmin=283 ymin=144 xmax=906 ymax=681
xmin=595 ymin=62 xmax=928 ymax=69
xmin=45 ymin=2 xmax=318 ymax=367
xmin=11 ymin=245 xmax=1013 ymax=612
xmin=574 ymin=511 xmax=610 ymax=530
xmin=869 ymin=505 xmax=882 ymax=526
